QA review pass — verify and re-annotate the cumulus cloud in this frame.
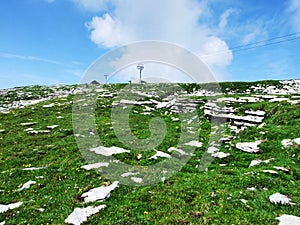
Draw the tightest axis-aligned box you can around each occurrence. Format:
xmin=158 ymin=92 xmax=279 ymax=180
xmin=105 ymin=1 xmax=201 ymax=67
xmin=81 ymin=0 xmax=233 ymax=80
xmin=86 ymin=14 xmax=133 ymax=48
xmin=288 ymin=0 xmax=300 ymax=31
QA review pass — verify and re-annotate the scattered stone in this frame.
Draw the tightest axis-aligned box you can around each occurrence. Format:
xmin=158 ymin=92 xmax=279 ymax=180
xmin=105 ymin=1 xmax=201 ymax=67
xmin=137 ymin=154 xmax=142 ymax=160
xmin=245 ymin=110 xmax=265 ymax=116
xmin=81 ymin=162 xmax=109 ymax=170
xmin=168 ymin=147 xmax=187 ymax=155
xmin=183 ymin=140 xmax=203 ymax=148
xmin=0 ymin=202 xmax=23 ymax=213
xmin=276 ymin=215 xmax=300 ymax=225
xmin=150 ymin=150 xmax=171 ymax=160
xmin=269 ymin=98 xmax=289 ymax=102
xmin=17 ymin=180 xmax=36 ymax=191
xmin=236 ymin=140 xmax=262 ymax=153
xmin=240 ymin=199 xmax=247 ymax=204
xmin=90 ymin=146 xmax=130 ymax=156
xmin=38 ymin=208 xmax=45 ymax=212
xmin=22 ymin=166 xmax=46 ymax=171
xmin=131 ymin=177 xmax=143 ymax=183
xmin=65 ymin=205 xmax=106 ymax=225
xmin=249 ymin=158 xmax=274 ymax=167
xmin=207 ymin=146 xmax=218 ymax=154
xmin=20 ymin=122 xmax=37 ymax=126
xmin=24 ymin=128 xmax=34 ymax=131
xmin=246 ymin=187 xmax=256 ymax=191
xmin=273 ymin=166 xmax=289 ymax=172
xmin=47 ymin=125 xmax=59 ymax=129
xmin=269 ymin=193 xmax=292 ymax=205
xmin=121 ymin=172 xmax=139 ymax=177
xmin=81 ymin=181 xmax=119 ymax=203
xmin=0 ymin=221 xmax=5 ymax=225
xmin=156 ymin=99 xmax=176 ymax=109
xmin=282 ymin=138 xmax=300 ymax=148
xmin=220 ymin=136 xmax=234 ymax=143
xmin=263 ymin=170 xmax=278 ymax=174
xmin=42 ymin=103 xmax=55 ymax=108
xmin=0 ymin=130 xmax=5 ymax=133
xmin=211 ymin=152 xmax=230 ymax=159
xmin=28 ymin=130 xmax=51 ymax=134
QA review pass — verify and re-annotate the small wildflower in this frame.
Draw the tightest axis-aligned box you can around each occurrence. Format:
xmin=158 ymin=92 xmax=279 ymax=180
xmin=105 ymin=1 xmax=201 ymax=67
xmin=144 ymin=211 xmax=149 ymax=215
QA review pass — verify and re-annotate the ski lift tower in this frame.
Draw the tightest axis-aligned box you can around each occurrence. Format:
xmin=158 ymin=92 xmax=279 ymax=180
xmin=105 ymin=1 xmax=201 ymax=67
xmin=137 ymin=63 xmax=144 ymax=84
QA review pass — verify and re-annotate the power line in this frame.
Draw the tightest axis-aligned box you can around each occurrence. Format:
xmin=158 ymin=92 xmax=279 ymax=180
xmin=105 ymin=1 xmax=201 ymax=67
xmin=230 ymin=31 xmax=300 ymax=51
xmin=201 ymin=31 xmax=300 ymax=58
xmin=232 ymin=36 xmax=300 ymax=53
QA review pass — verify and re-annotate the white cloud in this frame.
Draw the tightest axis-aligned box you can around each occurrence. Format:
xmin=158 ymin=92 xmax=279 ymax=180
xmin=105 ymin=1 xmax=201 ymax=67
xmin=241 ymin=28 xmax=261 ymax=45
xmin=218 ymin=9 xmax=235 ymax=32
xmin=86 ymin=14 xmax=133 ymax=48
xmin=288 ymin=0 xmax=300 ymax=31
xmin=0 ymin=52 xmax=63 ymax=65
xmin=83 ymin=0 xmax=233 ymax=81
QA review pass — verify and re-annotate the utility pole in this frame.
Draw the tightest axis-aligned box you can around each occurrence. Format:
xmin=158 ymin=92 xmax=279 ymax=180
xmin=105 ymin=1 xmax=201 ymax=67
xmin=104 ymin=74 xmax=108 ymax=84
xmin=137 ymin=63 xmax=144 ymax=84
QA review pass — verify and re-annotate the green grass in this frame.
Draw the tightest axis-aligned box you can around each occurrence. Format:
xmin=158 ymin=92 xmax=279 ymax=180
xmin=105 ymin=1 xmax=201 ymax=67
xmin=0 ymin=83 xmax=299 ymax=224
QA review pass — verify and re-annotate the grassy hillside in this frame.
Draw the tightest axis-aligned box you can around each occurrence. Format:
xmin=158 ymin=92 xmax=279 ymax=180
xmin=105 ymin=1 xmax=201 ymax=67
xmin=0 ymin=81 xmax=299 ymax=224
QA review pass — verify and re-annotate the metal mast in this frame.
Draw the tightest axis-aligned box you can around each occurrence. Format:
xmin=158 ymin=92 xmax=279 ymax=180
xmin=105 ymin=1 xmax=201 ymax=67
xmin=137 ymin=64 xmax=144 ymax=84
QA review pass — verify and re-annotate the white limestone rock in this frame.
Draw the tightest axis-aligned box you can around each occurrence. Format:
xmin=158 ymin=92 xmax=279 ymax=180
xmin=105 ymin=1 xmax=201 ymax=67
xmin=0 ymin=202 xmax=23 ymax=213
xmin=276 ymin=215 xmax=300 ymax=225
xmin=240 ymin=199 xmax=248 ymax=204
xmin=211 ymin=152 xmax=230 ymax=159
xmin=249 ymin=158 xmax=274 ymax=167
xmin=282 ymin=138 xmax=300 ymax=148
xmin=81 ymin=181 xmax=119 ymax=203
xmin=81 ymin=162 xmax=109 ymax=170
xmin=245 ymin=110 xmax=265 ymax=116
xmin=150 ymin=150 xmax=171 ymax=160
xmin=90 ymin=146 xmax=130 ymax=156
xmin=20 ymin=122 xmax=37 ymax=126
xmin=17 ymin=180 xmax=36 ymax=191
xmin=263 ymin=170 xmax=278 ymax=175
xmin=121 ymin=172 xmax=139 ymax=177
xmin=47 ymin=125 xmax=59 ymax=129
xmin=42 ymin=103 xmax=55 ymax=108
xmin=207 ymin=146 xmax=219 ymax=154
xmin=131 ymin=177 xmax=143 ymax=183
xmin=246 ymin=187 xmax=256 ymax=191
xmin=65 ymin=205 xmax=106 ymax=225
xmin=269 ymin=193 xmax=291 ymax=205
xmin=168 ymin=147 xmax=187 ymax=155
xmin=273 ymin=166 xmax=289 ymax=172
xmin=236 ymin=141 xmax=262 ymax=153
xmin=22 ymin=166 xmax=46 ymax=171
xmin=183 ymin=140 xmax=203 ymax=148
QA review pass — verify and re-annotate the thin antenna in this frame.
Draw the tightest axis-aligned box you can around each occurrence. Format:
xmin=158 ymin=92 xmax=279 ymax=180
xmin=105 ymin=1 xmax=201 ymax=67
xmin=137 ymin=63 xmax=144 ymax=84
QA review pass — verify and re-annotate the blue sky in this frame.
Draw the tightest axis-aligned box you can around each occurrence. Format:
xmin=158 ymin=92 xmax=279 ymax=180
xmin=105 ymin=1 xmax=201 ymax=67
xmin=0 ymin=0 xmax=300 ymax=88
